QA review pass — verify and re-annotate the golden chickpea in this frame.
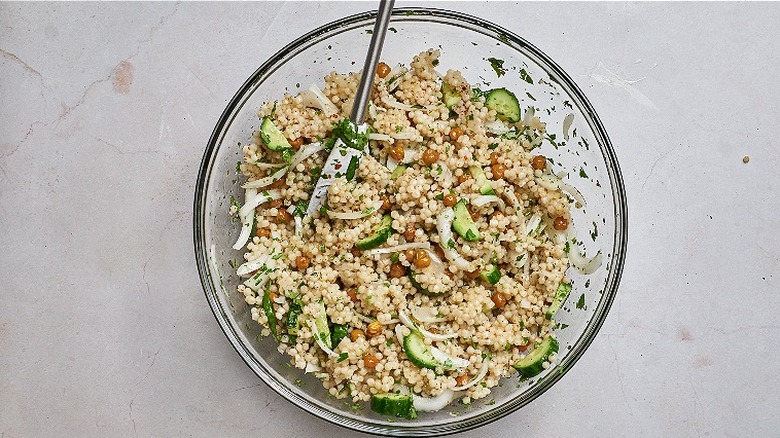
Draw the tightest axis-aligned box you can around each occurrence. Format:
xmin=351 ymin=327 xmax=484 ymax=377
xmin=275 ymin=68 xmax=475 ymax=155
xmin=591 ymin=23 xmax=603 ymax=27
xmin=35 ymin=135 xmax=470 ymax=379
xmin=449 ymin=127 xmax=464 ymax=141
xmin=389 ymin=262 xmax=406 ymax=278
xmin=404 ymin=249 xmax=416 ymax=262
xmin=490 ymin=151 xmax=501 ymax=166
xmin=465 ymin=269 xmax=481 ymax=280
xmin=455 ymin=374 xmax=470 ymax=387
xmin=350 ymin=329 xmax=364 ymax=342
xmin=389 ymin=145 xmax=405 ymax=161
xmin=492 ymin=292 xmax=507 ymax=308
xmin=347 ymin=288 xmax=358 ymax=302
xmin=413 ymin=250 xmax=431 ymax=268
xmin=295 ymin=255 xmax=310 ymax=270
xmin=363 ymin=353 xmax=379 ymax=369
xmin=443 ymin=193 xmax=457 ymax=207
xmin=491 ymin=163 xmax=506 ymax=180
xmin=266 ymin=198 xmax=283 ymax=209
xmin=255 ymin=227 xmax=270 ymax=238
xmin=289 ymin=137 xmax=304 ymax=149
xmin=275 ymin=209 xmax=292 ymax=223
xmin=422 ymin=148 xmax=439 ymax=165
xmin=267 ymin=175 xmax=286 ymax=189
xmin=381 ymin=196 xmax=392 ymax=211
xmin=531 ymin=155 xmax=547 ymax=171
xmin=351 ymin=246 xmax=362 ymax=257
xmin=457 ymin=173 xmax=471 ymax=185
xmin=376 ymin=62 xmax=391 ymax=79
xmin=553 ymin=216 xmax=569 ymax=231
xmin=366 ymin=321 xmax=382 ymax=337
xmin=403 ymin=225 xmax=416 ymax=242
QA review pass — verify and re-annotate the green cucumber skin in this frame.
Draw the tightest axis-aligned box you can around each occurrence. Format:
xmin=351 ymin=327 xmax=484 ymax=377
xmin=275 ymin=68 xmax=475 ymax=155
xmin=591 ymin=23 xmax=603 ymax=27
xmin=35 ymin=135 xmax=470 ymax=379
xmin=286 ymin=304 xmax=302 ymax=336
xmin=468 ymin=166 xmax=496 ymax=196
xmin=259 ymin=117 xmax=293 ymax=151
xmin=441 ymin=82 xmax=462 ymax=109
xmin=313 ymin=302 xmax=332 ymax=349
xmin=356 ymin=215 xmax=393 ymax=250
xmin=370 ymin=393 xmax=417 ymax=419
xmin=452 ymin=200 xmax=482 ymax=242
xmin=513 ymin=337 xmax=559 ymax=378
xmin=480 ymin=264 xmax=501 ymax=285
xmin=331 ymin=324 xmax=349 ymax=347
xmin=390 ymin=164 xmax=407 ymax=180
xmin=485 ymin=88 xmax=521 ymax=123
xmin=262 ymin=288 xmax=279 ymax=341
xmin=545 ymin=282 xmax=572 ymax=319
xmin=403 ymin=330 xmax=440 ymax=370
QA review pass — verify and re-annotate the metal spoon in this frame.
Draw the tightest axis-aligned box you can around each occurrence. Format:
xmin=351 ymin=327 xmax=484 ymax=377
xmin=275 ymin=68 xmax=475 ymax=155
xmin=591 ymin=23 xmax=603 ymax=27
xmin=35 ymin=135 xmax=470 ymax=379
xmin=305 ymin=0 xmax=395 ymax=216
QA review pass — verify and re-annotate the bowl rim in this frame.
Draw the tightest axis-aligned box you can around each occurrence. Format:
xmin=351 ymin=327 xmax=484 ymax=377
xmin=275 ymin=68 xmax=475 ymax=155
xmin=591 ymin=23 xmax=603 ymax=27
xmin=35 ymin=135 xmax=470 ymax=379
xmin=194 ymin=6 xmax=628 ymax=436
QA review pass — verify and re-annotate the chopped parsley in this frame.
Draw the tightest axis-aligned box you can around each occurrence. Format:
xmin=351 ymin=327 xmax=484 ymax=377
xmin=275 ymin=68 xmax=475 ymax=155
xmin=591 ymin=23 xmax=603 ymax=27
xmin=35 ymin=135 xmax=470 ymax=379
xmin=331 ymin=118 xmax=369 ymax=151
xmin=576 ymin=294 xmax=586 ymax=310
xmin=487 ymin=57 xmax=506 ymax=77
xmin=337 ymin=352 xmax=349 ymax=363
xmin=519 ymin=68 xmax=534 ymax=84
xmin=579 ymin=167 xmax=589 ymax=178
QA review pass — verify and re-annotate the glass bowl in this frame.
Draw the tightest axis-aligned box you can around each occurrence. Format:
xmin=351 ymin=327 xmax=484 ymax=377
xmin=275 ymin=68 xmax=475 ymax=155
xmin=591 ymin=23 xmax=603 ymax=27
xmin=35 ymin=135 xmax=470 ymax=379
xmin=194 ymin=7 xmax=627 ymax=436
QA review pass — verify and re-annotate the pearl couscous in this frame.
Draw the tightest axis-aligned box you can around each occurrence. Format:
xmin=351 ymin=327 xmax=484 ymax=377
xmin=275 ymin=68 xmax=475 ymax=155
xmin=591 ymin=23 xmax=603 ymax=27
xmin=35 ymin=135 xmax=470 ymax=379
xmin=231 ymin=49 xmax=580 ymax=417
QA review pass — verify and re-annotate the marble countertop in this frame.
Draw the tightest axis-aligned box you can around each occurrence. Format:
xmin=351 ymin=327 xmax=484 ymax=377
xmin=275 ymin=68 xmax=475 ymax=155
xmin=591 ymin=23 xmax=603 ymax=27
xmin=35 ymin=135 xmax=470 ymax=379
xmin=1 ymin=2 xmax=778 ymax=437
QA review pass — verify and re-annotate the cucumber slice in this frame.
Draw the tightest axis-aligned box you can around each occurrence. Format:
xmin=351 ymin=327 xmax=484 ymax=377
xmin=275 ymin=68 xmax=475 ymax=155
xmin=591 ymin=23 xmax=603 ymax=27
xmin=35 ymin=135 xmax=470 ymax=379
xmin=286 ymin=303 xmax=302 ymax=336
xmin=313 ymin=302 xmax=332 ymax=349
xmin=390 ymin=164 xmax=408 ymax=180
xmin=452 ymin=200 xmax=482 ymax=242
xmin=259 ymin=117 xmax=293 ymax=151
xmin=545 ymin=282 xmax=572 ymax=319
xmin=403 ymin=330 xmax=440 ymax=369
xmin=408 ymin=270 xmax=445 ymax=297
xmin=468 ymin=166 xmax=496 ymax=196
xmin=485 ymin=88 xmax=521 ymax=123
xmin=355 ymin=214 xmax=393 ymax=250
xmin=331 ymin=323 xmax=349 ymax=347
xmin=370 ymin=393 xmax=417 ymax=419
xmin=513 ymin=337 xmax=559 ymax=378
xmin=441 ymin=82 xmax=462 ymax=109
xmin=480 ymin=264 xmax=501 ymax=285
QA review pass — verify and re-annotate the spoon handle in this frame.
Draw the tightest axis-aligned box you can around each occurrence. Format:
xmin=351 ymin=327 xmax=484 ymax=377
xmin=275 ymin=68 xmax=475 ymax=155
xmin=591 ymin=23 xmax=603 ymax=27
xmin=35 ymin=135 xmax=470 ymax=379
xmin=350 ymin=0 xmax=395 ymax=124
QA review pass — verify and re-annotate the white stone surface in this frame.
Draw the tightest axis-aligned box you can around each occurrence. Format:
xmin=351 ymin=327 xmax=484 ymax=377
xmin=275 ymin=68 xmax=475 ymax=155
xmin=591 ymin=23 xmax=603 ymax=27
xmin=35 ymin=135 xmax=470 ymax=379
xmin=1 ymin=2 xmax=778 ymax=437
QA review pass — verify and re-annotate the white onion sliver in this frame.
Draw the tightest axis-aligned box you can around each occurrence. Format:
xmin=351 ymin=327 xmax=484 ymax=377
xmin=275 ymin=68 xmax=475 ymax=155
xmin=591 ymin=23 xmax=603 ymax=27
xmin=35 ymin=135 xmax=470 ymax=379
xmin=399 ymin=310 xmax=458 ymax=342
xmin=238 ymin=189 xmax=282 ymax=218
xmin=395 ymin=324 xmax=406 ymax=346
xmin=326 ymin=200 xmax=383 ymax=220
xmin=252 ymin=161 xmax=286 ymax=169
xmin=452 ymin=357 xmax=490 ymax=391
xmin=241 ymin=166 xmax=289 ymax=189
xmin=233 ymin=212 xmax=254 ymax=250
xmin=304 ymin=362 xmax=321 ymax=374
xmin=290 ymin=142 xmax=326 ymax=169
xmin=368 ymin=133 xmax=393 ymax=142
xmin=525 ymin=214 xmax=542 ymax=236
xmin=386 ymin=155 xmax=399 ymax=172
xmin=307 ymin=319 xmax=336 ymax=357
xmin=299 ymin=84 xmax=339 ymax=116
xmin=563 ymin=113 xmax=575 ymax=141
xmin=523 ymin=106 xmax=535 ymax=127
xmin=430 ymin=347 xmax=470 ymax=369
xmin=569 ymin=246 xmax=603 ymax=275
xmin=294 ymin=216 xmax=303 ymax=237
xmin=560 ymin=181 xmax=587 ymax=208
xmin=436 ymin=208 xmax=471 ymax=270
xmin=413 ymin=390 xmax=454 ymax=412
xmin=410 ymin=304 xmax=446 ymax=324
xmin=472 ymin=195 xmax=505 ymax=212
xmin=366 ymin=242 xmax=431 ymax=256
xmin=236 ymin=254 xmax=270 ymax=277
xmin=382 ymin=94 xmax=414 ymax=111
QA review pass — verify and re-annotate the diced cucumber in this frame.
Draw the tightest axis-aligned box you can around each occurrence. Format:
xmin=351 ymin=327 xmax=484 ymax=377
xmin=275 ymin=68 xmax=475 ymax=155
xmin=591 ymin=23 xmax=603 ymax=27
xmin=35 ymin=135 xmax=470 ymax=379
xmin=452 ymin=200 xmax=482 ymax=242
xmin=331 ymin=323 xmax=349 ymax=347
xmin=403 ymin=330 xmax=440 ymax=369
xmin=286 ymin=303 xmax=302 ymax=336
xmin=313 ymin=301 xmax=332 ymax=349
xmin=480 ymin=264 xmax=501 ymax=285
xmin=408 ymin=270 xmax=445 ymax=297
xmin=370 ymin=393 xmax=417 ymax=419
xmin=441 ymin=82 xmax=462 ymax=109
xmin=485 ymin=88 xmax=521 ymax=123
xmin=259 ymin=117 xmax=293 ymax=151
xmin=356 ymin=215 xmax=393 ymax=250
xmin=545 ymin=282 xmax=572 ymax=319
xmin=513 ymin=337 xmax=559 ymax=378
xmin=468 ymin=166 xmax=496 ymax=196
xmin=391 ymin=164 xmax=407 ymax=180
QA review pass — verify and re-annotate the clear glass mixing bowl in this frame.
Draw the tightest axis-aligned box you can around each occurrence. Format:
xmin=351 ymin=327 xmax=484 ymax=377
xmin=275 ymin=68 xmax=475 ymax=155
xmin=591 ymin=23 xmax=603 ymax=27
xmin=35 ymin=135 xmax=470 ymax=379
xmin=194 ymin=8 xmax=627 ymax=436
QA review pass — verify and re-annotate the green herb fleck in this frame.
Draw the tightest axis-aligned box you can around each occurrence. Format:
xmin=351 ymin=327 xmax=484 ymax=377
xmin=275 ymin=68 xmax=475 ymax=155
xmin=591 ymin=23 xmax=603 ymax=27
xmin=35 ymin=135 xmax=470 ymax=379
xmin=520 ymin=68 xmax=534 ymax=84
xmin=389 ymin=27 xmax=397 ymax=33
xmin=390 ymin=252 xmax=400 ymax=263
xmin=487 ymin=57 xmax=506 ymax=77
xmin=294 ymin=378 xmax=302 ymax=387
xmin=337 ymin=352 xmax=349 ymax=363
xmin=346 ymin=156 xmax=359 ymax=181
xmin=590 ymin=222 xmax=598 ymax=241
xmin=579 ymin=167 xmax=589 ymax=178
xmin=576 ymin=294 xmax=586 ymax=310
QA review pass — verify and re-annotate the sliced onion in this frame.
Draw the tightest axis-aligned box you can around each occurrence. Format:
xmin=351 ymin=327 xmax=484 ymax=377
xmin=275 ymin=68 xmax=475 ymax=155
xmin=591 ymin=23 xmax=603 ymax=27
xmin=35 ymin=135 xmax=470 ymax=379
xmin=569 ymin=246 xmax=603 ymax=275
xmin=305 ymin=362 xmax=321 ymax=373
xmin=307 ymin=319 xmax=336 ymax=357
xmin=535 ymin=174 xmax=560 ymax=191
xmin=242 ymin=258 xmax=275 ymax=291
xmin=522 ymin=106 xmax=535 ymax=127
xmin=368 ymin=133 xmax=393 ymax=142
xmin=399 ymin=310 xmax=458 ymax=341
xmin=365 ymin=242 xmax=431 ymax=256
xmin=386 ymin=155 xmax=399 ymax=172
xmin=391 ymin=131 xmax=421 ymax=141
xmin=410 ymin=304 xmax=446 ymax=323
xmin=233 ymin=210 xmax=255 ymax=250
xmin=236 ymin=254 xmax=270 ymax=277
xmin=294 ymin=216 xmax=303 ymax=237
xmin=238 ymin=189 xmax=282 ymax=218
xmin=382 ymin=94 xmax=414 ymax=111
xmin=525 ymin=213 xmax=544 ymax=236
xmin=436 ymin=208 xmax=471 ymax=270
xmin=385 ymin=66 xmax=409 ymax=92
xmin=430 ymin=347 xmax=470 ymax=369
xmin=563 ymin=113 xmax=575 ymax=141
xmin=413 ymin=390 xmax=454 ymax=412
xmin=252 ymin=161 xmax=286 ymax=169
xmin=299 ymin=84 xmax=339 ymax=116
xmin=242 ymin=166 xmax=288 ymax=189
xmin=452 ymin=356 xmax=490 ymax=391
xmin=472 ymin=195 xmax=505 ymax=212
xmin=560 ymin=181 xmax=587 ymax=208
xmin=326 ymin=200 xmax=383 ymax=220
xmin=485 ymin=120 xmax=511 ymax=135
xmin=401 ymin=147 xmax=418 ymax=163
xmin=290 ymin=141 xmax=326 ymax=169
xmin=395 ymin=324 xmax=406 ymax=346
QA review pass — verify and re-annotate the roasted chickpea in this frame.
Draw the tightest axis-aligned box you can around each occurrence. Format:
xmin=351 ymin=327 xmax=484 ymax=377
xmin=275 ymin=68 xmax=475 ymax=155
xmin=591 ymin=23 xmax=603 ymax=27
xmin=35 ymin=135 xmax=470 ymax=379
xmin=347 ymin=288 xmax=358 ymax=302
xmin=465 ymin=269 xmax=481 ymax=280
xmin=351 ymin=246 xmax=362 ymax=257
xmin=289 ymin=137 xmax=304 ymax=149
xmin=350 ymin=329 xmax=364 ymax=342
xmin=389 ymin=262 xmax=406 ymax=278
xmin=422 ymin=148 xmax=440 ymax=165
xmin=267 ymin=175 xmax=286 ymax=189
xmin=267 ymin=198 xmax=283 ymax=209
xmin=553 ymin=216 xmax=569 ymax=231
xmin=295 ymin=255 xmax=310 ymax=270
xmin=433 ymin=245 xmax=446 ymax=262
xmin=376 ymin=62 xmax=391 ymax=79
xmin=491 ymin=163 xmax=506 ymax=180
xmin=275 ymin=209 xmax=292 ymax=223
xmin=457 ymin=173 xmax=471 ymax=185
xmin=531 ymin=155 xmax=547 ymax=171
xmin=491 ymin=291 xmax=507 ymax=308
xmin=490 ymin=151 xmax=501 ymax=166
xmin=389 ymin=145 xmax=405 ymax=161
xmin=403 ymin=225 xmax=416 ymax=241
xmin=455 ymin=374 xmax=470 ymax=387
xmin=363 ymin=353 xmax=379 ymax=369
xmin=366 ymin=321 xmax=382 ymax=337
xmin=443 ymin=193 xmax=457 ymax=207
xmin=413 ymin=250 xmax=431 ymax=268
xmin=255 ymin=227 xmax=270 ymax=238
xmin=381 ymin=196 xmax=392 ymax=211
xmin=449 ymin=127 xmax=464 ymax=141
xmin=404 ymin=249 xmax=416 ymax=262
